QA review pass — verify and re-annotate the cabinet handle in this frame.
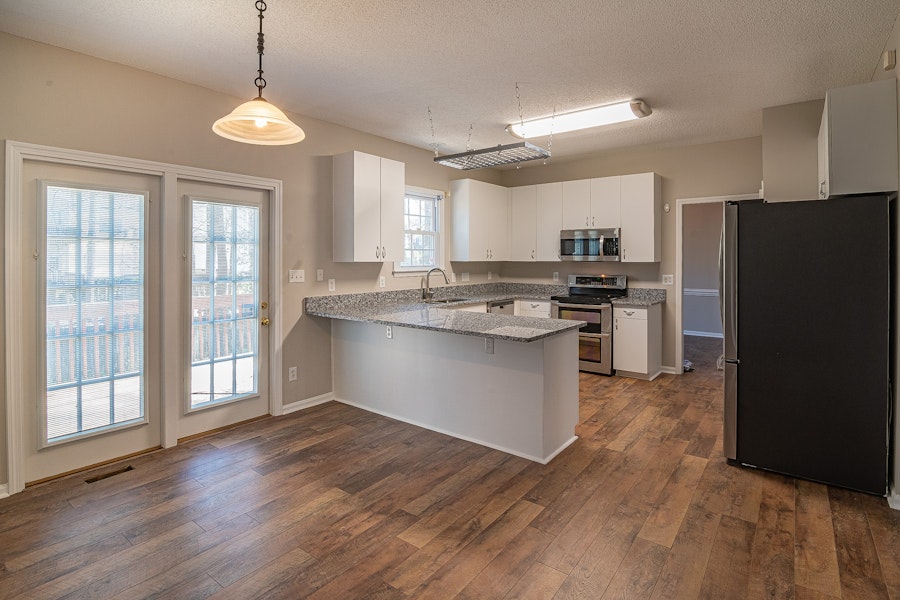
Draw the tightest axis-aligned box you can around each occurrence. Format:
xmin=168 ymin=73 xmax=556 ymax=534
xmin=376 ymin=246 xmax=380 ymax=259
xmin=381 ymin=246 xmax=386 ymax=259
xmin=819 ymin=181 xmax=826 ymax=198
xmin=585 ymin=217 xmax=589 ymax=227
xmin=592 ymin=217 xmax=595 ymax=226
xmin=531 ymin=250 xmax=535 ymax=259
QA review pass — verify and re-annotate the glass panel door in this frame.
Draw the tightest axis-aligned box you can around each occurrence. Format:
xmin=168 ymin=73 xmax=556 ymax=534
xmin=189 ymin=200 xmax=260 ymax=409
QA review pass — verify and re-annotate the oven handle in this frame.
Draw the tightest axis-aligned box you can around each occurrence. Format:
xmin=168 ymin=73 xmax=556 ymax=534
xmin=554 ymin=302 xmax=611 ymax=310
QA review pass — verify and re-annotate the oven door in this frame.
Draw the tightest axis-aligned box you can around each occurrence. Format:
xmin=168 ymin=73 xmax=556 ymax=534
xmin=552 ymin=301 xmax=614 ymax=375
xmin=552 ymin=302 xmax=611 ymax=334
xmin=577 ymin=332 xmax=613 ymax=375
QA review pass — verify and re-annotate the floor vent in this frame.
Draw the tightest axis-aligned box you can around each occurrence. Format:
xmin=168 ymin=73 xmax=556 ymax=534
xmin=85 ymin=465 xmax=134 ymax=483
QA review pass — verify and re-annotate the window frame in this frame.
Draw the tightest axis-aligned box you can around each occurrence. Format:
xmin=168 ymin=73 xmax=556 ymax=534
xmin=393 ymin=186 xmax=445 ymax=276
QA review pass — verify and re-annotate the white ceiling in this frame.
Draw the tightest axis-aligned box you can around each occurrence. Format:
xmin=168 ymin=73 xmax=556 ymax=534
xmin=1 ymin=1 xmax=899 ymax=165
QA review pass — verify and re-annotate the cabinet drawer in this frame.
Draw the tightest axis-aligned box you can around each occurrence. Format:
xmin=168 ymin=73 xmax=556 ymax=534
xmin=614 ymin=307 xmax=646 ymax=320
xmin=515 ymin=300 xmax=550 ymax=318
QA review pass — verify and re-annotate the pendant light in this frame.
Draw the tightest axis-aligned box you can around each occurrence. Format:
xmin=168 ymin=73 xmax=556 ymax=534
xmin=213 ymin=1 xmax=305 ymax=145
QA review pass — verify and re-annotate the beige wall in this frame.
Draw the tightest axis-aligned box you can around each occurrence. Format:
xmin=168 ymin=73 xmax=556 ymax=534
xmin=0 ymin=32 xmax=764 ymax=488
xmin=761 ymin=99 xmax=824 ymax=202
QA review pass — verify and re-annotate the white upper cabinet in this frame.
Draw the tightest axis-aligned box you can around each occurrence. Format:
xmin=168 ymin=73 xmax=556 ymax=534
xmin=535 ymin=182 xmax=563 ymax=261
xmin=818 ymin=79 xmax=898 ymax=199
xmin=620 ymin=172 xmax=661 ymax=263
xmin=510 ymin=183 xmax=563 ymax=261
xmin=333 ymin=150 xmax=405 ymax=262
xmin=561 ymin=179 xmax=591 ymax=229
xmin=562 ymin=177 xmax=620 ymax=229
xmin=590 ymin=176 xmax=621 ymax=229
xmin=450 ymin=179 xmax=510 ymax=261
xmin=510 ymin=185 xmax=537 ymax=261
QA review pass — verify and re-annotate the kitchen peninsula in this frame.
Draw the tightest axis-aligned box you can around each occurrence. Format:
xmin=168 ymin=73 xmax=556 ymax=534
xmin=305 ymin=283 xmax=583 ymax=463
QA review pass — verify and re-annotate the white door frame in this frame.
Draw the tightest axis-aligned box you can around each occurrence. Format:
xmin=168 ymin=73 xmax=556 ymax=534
xmin=5 ymin=140 xmax=284 ymax=495
xmin=674 ymin=193 xmax=758 ymax=374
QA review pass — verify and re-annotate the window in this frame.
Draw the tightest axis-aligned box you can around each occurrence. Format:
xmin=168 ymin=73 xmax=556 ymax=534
xmin=397 ymin=187 xmax=443 ymax=272
xmin=43 ymin=184 xmax=146 ymax=443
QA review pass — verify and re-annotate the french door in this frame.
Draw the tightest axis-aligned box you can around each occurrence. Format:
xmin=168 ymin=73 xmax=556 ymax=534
xmin=176 ymin=181 xmax=269 ymax=439
xmin=21 ymin=161 xmax=162 ymax=483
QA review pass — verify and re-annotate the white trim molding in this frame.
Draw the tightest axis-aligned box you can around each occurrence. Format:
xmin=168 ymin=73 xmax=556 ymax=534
xmin=4 ymin=140 xmax=284 ymax=495
xmin=889 ymin=488 xmax=900 ymax=510
xmin=683 ymin=287 xmax=719 ymax=297
xmin=281 ymin=392 xmax=335 ymax=415
xmin=684 ymin=331 xmax=724 ymax=339
xmin=0 ymin=483 xmax=9 ymax=499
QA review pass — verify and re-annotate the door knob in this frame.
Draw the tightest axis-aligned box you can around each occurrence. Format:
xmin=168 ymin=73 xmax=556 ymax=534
xmin=261 ymin=318 xmax=270 ymax=326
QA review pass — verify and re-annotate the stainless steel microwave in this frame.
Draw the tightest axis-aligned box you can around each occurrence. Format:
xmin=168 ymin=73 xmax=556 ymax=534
xmin=559 ymin=228 xmax=620 ymax=261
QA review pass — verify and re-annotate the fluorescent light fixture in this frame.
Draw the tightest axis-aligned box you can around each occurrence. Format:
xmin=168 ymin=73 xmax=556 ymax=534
xmin=506 ymin=99 xmax=652 ymax=139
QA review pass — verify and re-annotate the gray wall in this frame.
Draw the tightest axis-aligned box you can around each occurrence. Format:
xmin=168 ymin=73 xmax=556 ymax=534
xmin=761 ymin=99 xmax=824 ymax=202
xmin=683 ymin=203 xmax=722 ymax=337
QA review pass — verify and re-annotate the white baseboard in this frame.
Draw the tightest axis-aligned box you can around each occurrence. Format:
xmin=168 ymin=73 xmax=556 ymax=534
xmin=281 ymin=392 xmax=335 ymax=415
xmin=335 ymin=396 xmax=574 ymax=464
xmin=0 ymin=483 xmax=9 ymax=499
xmin=660 ymin=365 xmax=681 ymax=375
xmin=684 ymin=330 xmax=724 ymax=339
xmin=888 ymin=488 xmax=900 ymax=510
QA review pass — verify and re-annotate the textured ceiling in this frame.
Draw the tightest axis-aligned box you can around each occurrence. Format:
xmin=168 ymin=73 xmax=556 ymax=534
xmin=1 ymin=0 xmax=899 ymax=166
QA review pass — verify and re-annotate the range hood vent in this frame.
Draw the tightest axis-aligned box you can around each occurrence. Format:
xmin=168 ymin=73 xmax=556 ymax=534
xmin=434 ymin=141 xmax=550 ymax=170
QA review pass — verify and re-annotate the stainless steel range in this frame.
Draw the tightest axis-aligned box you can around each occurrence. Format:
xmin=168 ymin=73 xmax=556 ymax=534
xmin=551 ymin=274 xmax=626 ymax=375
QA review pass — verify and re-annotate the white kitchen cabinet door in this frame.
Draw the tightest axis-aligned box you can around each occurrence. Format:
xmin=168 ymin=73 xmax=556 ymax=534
xmin=510 ymin=185 xmax=537 ymax=261
xmin=488 ymin=182 xmax=510 ymax=261
xmin=818 ymin=79 xmax=898 ymax=199
xmin=590 ymin=176 xmax=620 ymax=229
xmin=613 ymin=304 xmax=661 ymax=378
xmin=535 ymin=182 xmax=563 ymax=261
xmin=450 ymin=179 xmax=509 ymax=261
xmin=561 ymin=179 xmax=591 ymax=229
xmin=514 ymin=299 xmax=551 ymax=318
xmin=333 ymin=150 xmax=405 ymax=262
xmin=620 ymin=172 xmax=661 ymax=262
xmin=378 ymin=156 xmax=405 ymax=262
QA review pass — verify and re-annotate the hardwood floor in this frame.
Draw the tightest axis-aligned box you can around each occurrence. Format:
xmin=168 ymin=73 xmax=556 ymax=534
xmin=1 ymin=335 xmax=898 ymax=599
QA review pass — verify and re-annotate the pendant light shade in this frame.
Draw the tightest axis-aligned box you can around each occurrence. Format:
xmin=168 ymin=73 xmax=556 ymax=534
xmin=213 ymin=1 xmax=305 ymax=145
xmin=213 ymin=97 xmax=306 ymax=145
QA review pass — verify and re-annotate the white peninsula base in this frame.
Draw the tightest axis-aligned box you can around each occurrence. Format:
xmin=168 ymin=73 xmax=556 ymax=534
xmin=331 ymin=320 xmax=579 ymax=464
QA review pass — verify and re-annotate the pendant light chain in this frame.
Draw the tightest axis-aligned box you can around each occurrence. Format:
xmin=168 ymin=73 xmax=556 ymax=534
xmin=428 ymin=106 xmax=439 ymax=157
xmin=465 ymin=124 xmax=473 ymax=152
xmin=545 ymin=107 xmax=555 ymax=164
xmin=515 ymin=82 xmax=525 ymax=137
xmin=254 ymin=0 xmax=267 ymax=98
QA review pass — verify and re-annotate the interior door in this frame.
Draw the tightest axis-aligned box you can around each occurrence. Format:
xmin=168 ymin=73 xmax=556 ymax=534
xmin=21 ymin=161 xmax=162 ymax=484
xmin=177 ymin=181 xmax=270 ymax=439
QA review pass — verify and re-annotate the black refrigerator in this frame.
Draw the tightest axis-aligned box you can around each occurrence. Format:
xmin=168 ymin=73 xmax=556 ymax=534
xmin=723 ymin=195 xmax=892 ymax=495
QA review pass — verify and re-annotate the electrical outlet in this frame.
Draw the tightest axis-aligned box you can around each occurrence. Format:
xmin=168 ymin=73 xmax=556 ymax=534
xmin=386 ymin=325 xmax=393 ymax=339
xmin=553 ymin=271 xmax=559 ymax=282
xmin=484 ymin=338 xmax=494 ymax=354
xmin=328 ymin=278 xmax=336 ymax=292
xmin=379 ymin=275 xmax=385 ymax=288
xmin=450 ymin=272 xmax=456 ymax=283
xmin=487 ymin=271 xmax=492 ymax=281
xmin=316 ymin=269 xmax=324 ymax=282
xmin=289 ymin=269 xmax=304 ymax=283
xmin=662 ymin=274 xmax=674 ymax=285
xmin=461 ymin=272 xmax=470 ymax=282
xmin=288 ymin=366 xmax=298 ymax=381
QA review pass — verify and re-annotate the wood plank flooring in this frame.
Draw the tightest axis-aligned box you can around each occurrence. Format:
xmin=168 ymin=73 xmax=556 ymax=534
xmin=1 ymin=336 xmax=898 ymax=599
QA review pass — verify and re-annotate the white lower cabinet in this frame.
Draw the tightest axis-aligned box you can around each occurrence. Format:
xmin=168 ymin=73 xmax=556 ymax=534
xmin=514 ymin=300 xmax=551 ymax=318
xmin=613 ymin=304 xmax=661 ymax=379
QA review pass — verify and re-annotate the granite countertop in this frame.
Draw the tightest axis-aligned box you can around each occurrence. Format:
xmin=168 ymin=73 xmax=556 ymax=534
xmin=303 ymin=282 xmax=667 ymax=342
xmin=304 ymin=282 xmax=579 ymax=342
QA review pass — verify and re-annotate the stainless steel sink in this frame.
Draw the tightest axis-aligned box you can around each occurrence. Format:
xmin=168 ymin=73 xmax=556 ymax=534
xmin=424 ymin=297 xmax=469 ymax=304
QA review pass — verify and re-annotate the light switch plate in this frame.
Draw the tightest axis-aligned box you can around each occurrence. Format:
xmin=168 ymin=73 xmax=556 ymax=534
xmin=553 ymin=272 xmax=559 ymax=282
xmin=288 ymin=366 xmax=298 ymax=381
xmin=379 ymin=276 xmax=386 ymax=288
xmin=386 ymin=325 xmax=393 ymax=339
xmin=328 ymin=278 xmax=336 ymax=291
xmin=662 ymin=274 xmax=674 ymax=285
xmin=289 ymin=269 xmax=304 ymax=283
xmin=487 ymin=271 xmax=492 ymax=281
xmin=461 ymin=272 xmax=470 ymax=282
xmin=316 ymin=269 xmax=324 ymax=282
xmin=484 ymin=338 xmax=494 ymax=354
xmin=450 ymin=272 xmax=456 ymax=283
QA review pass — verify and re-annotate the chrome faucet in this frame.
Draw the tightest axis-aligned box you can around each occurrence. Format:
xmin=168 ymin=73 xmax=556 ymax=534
xmin=421 ymin=267 xmax=450 ymax=301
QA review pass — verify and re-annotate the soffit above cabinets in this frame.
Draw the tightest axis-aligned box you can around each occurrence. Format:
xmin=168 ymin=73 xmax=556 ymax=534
xmin=1 ymin=0 xmax=897 ymax=164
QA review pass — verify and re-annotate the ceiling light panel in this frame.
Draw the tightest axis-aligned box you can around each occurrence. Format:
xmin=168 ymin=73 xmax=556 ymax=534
xmin=508 ymin=100 xmax=652 ymax=139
